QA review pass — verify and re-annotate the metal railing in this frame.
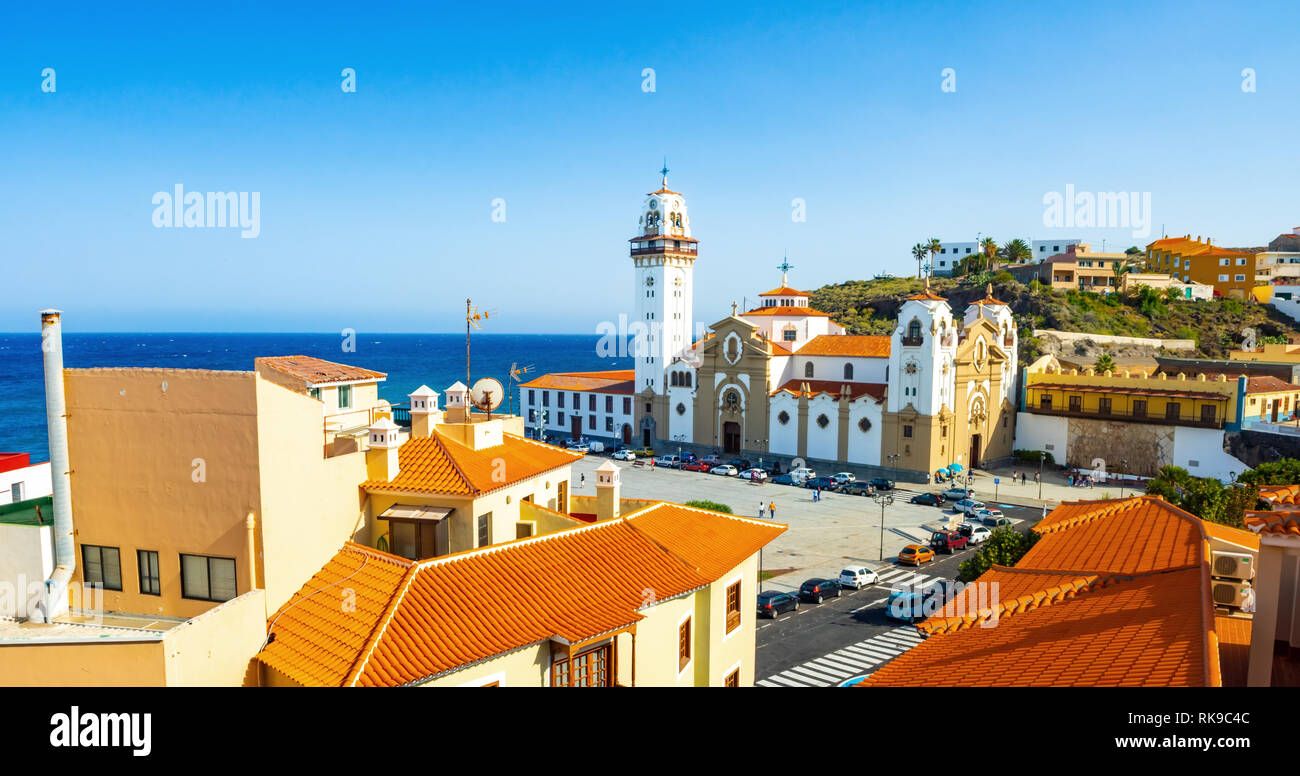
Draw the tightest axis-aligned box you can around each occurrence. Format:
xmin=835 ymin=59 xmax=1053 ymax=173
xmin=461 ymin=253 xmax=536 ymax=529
xmin=1027 ymin=404 xmax=1223 ymax=429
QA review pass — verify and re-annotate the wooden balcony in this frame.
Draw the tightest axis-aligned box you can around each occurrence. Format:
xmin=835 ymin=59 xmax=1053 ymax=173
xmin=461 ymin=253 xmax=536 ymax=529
xmin=1027 ymin=404 xmax=1223 ymax=429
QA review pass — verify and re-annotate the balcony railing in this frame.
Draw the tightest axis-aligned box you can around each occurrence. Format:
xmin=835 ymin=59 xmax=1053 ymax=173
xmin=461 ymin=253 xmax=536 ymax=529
xmin=1028 ymin=404 xmax=1224 ymax=429
xmin=630 ymin=244 xmax=697 ymax=257
xmin=901 ymin=336 xmax=923 ymax=347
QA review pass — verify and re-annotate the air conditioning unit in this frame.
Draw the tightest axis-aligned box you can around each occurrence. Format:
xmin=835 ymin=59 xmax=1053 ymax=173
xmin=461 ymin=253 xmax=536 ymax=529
xmin=1212 ymin=580 xmax=1252 ymax=608
xmin=1211 ymin=551 xmax=1254 ymax=581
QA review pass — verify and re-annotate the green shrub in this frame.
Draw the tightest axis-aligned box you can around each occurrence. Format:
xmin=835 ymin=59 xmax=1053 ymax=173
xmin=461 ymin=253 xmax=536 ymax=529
xmin=684 ymin=500 xmax=733 ymax=514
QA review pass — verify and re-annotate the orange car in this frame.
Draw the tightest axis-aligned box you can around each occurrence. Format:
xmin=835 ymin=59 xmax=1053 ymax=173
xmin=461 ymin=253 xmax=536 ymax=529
xmin=898 ymin=544 xmax=935 ymax=566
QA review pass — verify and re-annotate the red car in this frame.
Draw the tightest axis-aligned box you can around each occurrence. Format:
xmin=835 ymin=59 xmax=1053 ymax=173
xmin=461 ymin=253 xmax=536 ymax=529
xmin=681 ymin=461 xmax=713 ymax=473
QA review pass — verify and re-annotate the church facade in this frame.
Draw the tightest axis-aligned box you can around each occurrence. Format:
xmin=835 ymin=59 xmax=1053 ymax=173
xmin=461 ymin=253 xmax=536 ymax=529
xmin=520 ymin=172 xmax=1019 ymax=480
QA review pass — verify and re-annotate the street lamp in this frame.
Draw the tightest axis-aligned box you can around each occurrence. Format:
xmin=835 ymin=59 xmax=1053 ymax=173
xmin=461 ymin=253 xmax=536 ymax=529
xmin=873 ymin=492 xmax=894 ymax=562
xmin=1119 ymin=458 xmax=1128 ymax=498
xmin=1037 ymin=450 xmax=1044 ymax=500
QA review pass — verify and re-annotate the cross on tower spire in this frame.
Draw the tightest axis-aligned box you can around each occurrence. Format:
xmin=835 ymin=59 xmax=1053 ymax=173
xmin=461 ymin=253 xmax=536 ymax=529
xmin=777 ymin=253 xmax=794 ymax=286
xmin=660 ymin=157 xmax=669 ymax=188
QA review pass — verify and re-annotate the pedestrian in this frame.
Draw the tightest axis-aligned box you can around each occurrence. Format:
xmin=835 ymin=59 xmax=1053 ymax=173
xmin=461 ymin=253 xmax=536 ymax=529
xmin=580 ymin=473 xmax=585 ymax=488
xmin=1089 ymin=476 xmax=1094 ymax=489
xmin=1022 ymin=472 xmax=1027 ymax=486
xmin=1034 ymin=471 xmax=1039 ymax=484
xmin=759 ymin=501 xmax=765 ymax=518
xmin=1068 ymin=474 xmax=1074 ymax=487
xmin=649 ymin=458 xmax=655 ymax=472
xmin=769 ymin=501 xmax=776 ymax=520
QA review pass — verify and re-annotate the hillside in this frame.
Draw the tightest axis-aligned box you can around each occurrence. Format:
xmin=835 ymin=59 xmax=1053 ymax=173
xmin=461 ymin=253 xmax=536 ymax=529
xmin=808 ymin=275 xmax=1300 ymax=363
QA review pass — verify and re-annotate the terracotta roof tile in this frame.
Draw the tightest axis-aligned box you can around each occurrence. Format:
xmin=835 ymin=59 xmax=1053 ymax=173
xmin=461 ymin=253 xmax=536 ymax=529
xmin=741 ymin=305 xmax=831 ymax=317
xmin=1259 ymin=484 xmax=1300 ymax=505
xmin=362 ymin=432 xmax=581 ymax=496
xmin=758 ymin=285 xmax=810 ymax=297
xmin=1245 ymin=509 xmax=1300 ymax=537
xmin=795 ymin=335 xmax=891 ymax=358
xmin=862 ymin=496 xmax=1234 ymax=687
xmin=771 ymin=379 xmax=886 ymax=402
xmin=1214 ymin=614 xmax=1252 ymax=687
xmin=256 ymin=355 xmax=386 ymax=385
xmin=1245 ymin=375 xmax=1299 ymax=394
xmin=518 ymin=370 xmax=634 ymax=394
xmin=257 ymin=504 xmax=785 ymax=686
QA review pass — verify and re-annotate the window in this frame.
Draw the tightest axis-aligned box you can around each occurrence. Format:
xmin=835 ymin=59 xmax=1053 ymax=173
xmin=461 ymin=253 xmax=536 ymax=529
xmin=543 ymin=391 xmax=550 ymax=407
xmin=551 ymin=644 xmax=611 ymax=687
xmin=1235 ymin=274 xmax=1246 ymax=282
xmin=1133 ymin=399 xmax=1147 ymax=417
xmin=1039 ymin=394 xmax=1052 ymax=410
xmin=726 ymin=581 xmax=742 ymax=633
xmin=180 ymin=554 xmax=236 ymax=602
xmin=573 ymin=393 xmax=580 ymax=408
xmin=623 ymin=397 xmax=631 ymax=415
xmin=645 ymin=402 xmax=652 ymax=413
xmin=843 ymin=363 xmax=854 ymax=380
xmin=605 ymin=396 xmax=613 ymax=413
xmin=528 ymin=389 xmax=535 ymax=404
xmin=816 ymin=414 xmax=830 ymax=428
xmin=337 ymin=385 xmax=352 ymax=409
xmin=528 ymin=409 xmax=536 ymax=423
xmin=390 ymin=519 xmax=437 ymax=560
xmin=725 ymin=668 xmax=741 ymax=687
xmin=804 ymin=361 xmax=814 ymax=378
xmin=309 ymin=387 xmax=321 ymax=401
xmin=1165 ymin=402 xmax=1181 ymax=421
xmin=558 ymin=393 xmax=565 ymax=409
xmin=783 ymin=327 xmax=797 ymax=342
xmin=858 ymin=417 xmax=871 ymax=433
xmin=10 ymin=482 xmax=22 ymax=502
xmin=1201 ymin=404 xmax=1217 ymax=424
xmin=903 ymin=425 xmax=913 ymax=438
xmin=1219 ymin=274 xmax=1229 ymax=282
xmin=477 ymin=514 xmax=491 ymax=547
xmin=676 ymin=402 xmax=686 ymax=415
xmin=1068 ymin=395 xmax=1082 ymax=412
xmin=1098 ymin=397 xmax=1111 ymax=415
xmin=778 ymin=410 xmax=790 ymax=425
xmin=588 ymin=414 xmax=596 ymax=429
xmin=679 ymin=618 xmax=692 ymax=671
xmin=605 ymin=417 xmax=614 ymax=432
xmin=82 ymin=545 xmax=122 ymax=591
xmin=137 ymin=550 xmax=160 ymax=596
xmin=906 ymin=320 xmax=922 ymax=342
xmin=589 ymin=395 xmax=596 ymax=411
xmin=558 ymin=412 xmax=565 ymax=425
xmin=684 ymin=372 xmax=692 ymax=387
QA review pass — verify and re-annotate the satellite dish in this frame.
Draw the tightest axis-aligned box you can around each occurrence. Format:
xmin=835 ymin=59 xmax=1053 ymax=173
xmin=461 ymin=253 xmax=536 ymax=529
xmin=470 ymin=377 xmax=504 ymax=416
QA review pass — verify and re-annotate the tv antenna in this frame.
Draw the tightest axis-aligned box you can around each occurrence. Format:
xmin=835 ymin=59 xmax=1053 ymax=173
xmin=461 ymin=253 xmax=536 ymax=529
xmin=507 ymin=363 xmax=533 ymax=416
xmin=465 ymin=299 xmax=494 ymax=388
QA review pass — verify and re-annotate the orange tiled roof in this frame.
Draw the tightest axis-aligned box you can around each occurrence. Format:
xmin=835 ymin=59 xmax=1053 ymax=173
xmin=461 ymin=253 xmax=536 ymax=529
xmin=795 ymin=335 xmax=890 ymax=358
xmin=1145 ymin=237 xmax=1252 ymax=258
xmin=256 ymin=355 xmax=386 ymax=385
xmin=771 ymin=379 xmax=886 ymax=402
xmin=1259 ymin=483 xmax=1300 ymax=505
xmin=362 ymin=432 xmax=581 ymax=496
xmin=1245 ymin=509 xmax=1300 ymax=537
xmin=863 ymin=496 xmax=1232 ymax=687
xmin=741 ymin=305 xmax=831 ymax=317
xmin=1215 ymin=614 xmax=1252 ymax=687
xmin=758 ymin=285 xmax=810 ymax=297
xmin=906 ymin=291 xmax=947 ymax=302
xmin=257 ymin=503 xmax=786 ymax=686
xmin=519 ymin=370 xmax=634 ymax=394
xmin=1245 ymin=375 xmax=1299 ymax=394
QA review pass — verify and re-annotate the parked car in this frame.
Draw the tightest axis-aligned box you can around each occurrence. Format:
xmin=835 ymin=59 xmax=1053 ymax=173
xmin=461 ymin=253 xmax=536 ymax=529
xmin=982 ymin=515 xmax=1014 ymax=529
xmin=728 ymin=458 xmax=752 ymax=471
xmin=756 ymin=590 xmax=799 ymax=618
xmin=957 ymin=523 xmax=992 ymax=544
xmin=789 ymin=467 xmax=816 ymax=483
xmin=831 ymin=472 xmax=856 ymax=486
xmin=760 ymin=461 xmax=782 ymax=475
xmin=942 ymin=487 xmax=975 ymax=500
xmin=710 ymin=464 xmax=739 ymax=476
xmin=612 ymin=449 xmax=636 ymax=461
xmin=798 ymin=578 xmax=842 ymax=604
xmin=839 ymin=566 xmax=880 ymax=589
xmin=929 ymin=529 xmax=970 ymax=554
xmin=909 ymin=492 xmax=944 ymax=506
xmin=804 ymin=476 xmax=840 ymax=491
xmin=565 ymin=440 xmax=591 ymax=453
xmin=953 ymin=498 xmax=985 ymax=515
xmin=632 ymin=447 xmax=656 ymax=458
xmin=587 ymin=441 xmax=605 ymax=453
xmin=898 ymin=544 xmax=935 ymax=566
xmin=771 ymin=473 xmax=798 ymax=486
xmin=681 ymin=460 xmax=713 ymax=472
xmin=974 ymin=508 xmax=1005 ymax=523
xmin=700 ymin=454 xmax=724 ymax=466
xmin=738 ymin=468 xmax=768 ymax=482
xmin=653 ymin=454 xmax=677 ymax=468
xmin=868 ymin=477 xmax=895 ymax=491
xmin=840 ymin=481 xmax=874 ymax=496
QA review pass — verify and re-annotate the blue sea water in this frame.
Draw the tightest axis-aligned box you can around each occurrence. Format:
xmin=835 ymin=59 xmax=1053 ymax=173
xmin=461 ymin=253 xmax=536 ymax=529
xmin=0 ymin=333 xmax=628 ymax=463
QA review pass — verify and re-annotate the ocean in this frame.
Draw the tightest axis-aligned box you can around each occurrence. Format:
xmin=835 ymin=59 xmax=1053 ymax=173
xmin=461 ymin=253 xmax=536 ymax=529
xmin=0 ymin=332 xmax=628 ymax=463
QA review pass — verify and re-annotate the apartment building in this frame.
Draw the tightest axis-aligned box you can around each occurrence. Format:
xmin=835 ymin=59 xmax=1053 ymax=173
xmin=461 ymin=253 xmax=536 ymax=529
xmin=1006 ymin=243 xmax=1133 ymax=293
xmin=1146 ymin=235 xmax=1262 ymax=300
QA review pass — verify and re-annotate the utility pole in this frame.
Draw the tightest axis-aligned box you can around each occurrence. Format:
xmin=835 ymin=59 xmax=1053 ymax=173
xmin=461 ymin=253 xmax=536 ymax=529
xmin=873 ymin=493 xmax=894 ymax=562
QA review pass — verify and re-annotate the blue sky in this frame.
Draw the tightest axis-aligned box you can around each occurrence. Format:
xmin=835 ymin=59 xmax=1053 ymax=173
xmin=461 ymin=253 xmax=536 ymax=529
xmin=2 ymin=1 xmax=1296 ymax=333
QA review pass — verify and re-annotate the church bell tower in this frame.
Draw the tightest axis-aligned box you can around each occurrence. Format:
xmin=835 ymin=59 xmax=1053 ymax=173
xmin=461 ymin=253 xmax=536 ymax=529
xmin=630 ymin=162 xmax=697 ymax=393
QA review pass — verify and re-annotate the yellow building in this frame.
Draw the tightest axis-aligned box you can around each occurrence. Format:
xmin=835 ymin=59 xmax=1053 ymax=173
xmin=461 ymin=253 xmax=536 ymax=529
xmin=256 ymin=499 xmax=785 ymax=687
xmin=1145 ymin=235 xmax=1262 ymax=300
xmin=1229 ymin=342 xmax=1300 ymax=363
xmin=1015 ymin=355 xmax=1247 ymax=480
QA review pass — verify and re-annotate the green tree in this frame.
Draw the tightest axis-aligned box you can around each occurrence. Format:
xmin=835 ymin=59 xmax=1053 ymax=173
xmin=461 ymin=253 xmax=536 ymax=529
xmin=979 ymin=237 xmax=998 ymax=273
xmin=1144 ymin=466 xmax=1254 ymax=529
xmin=1238 ymin=458 xmax=1300 ymax=486
xmin=958 ymin=528 xmax=1041 ymax=581
xmin=684 ymin=500 xmax=732 ymax=514
xmin=999 ymin=238 xmax=1032 ymax=269
xmin=1094 ymin=353 xmax=1116 ymax=374
xmin=911 ymin=243 xmax=928 ymax=280
xmin=927 ymin=238 xmax=942 ymax=279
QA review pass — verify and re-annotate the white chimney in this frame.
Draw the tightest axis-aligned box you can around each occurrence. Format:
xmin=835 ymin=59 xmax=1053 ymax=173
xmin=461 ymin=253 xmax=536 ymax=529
xmin=595 ymin=461 xmax=621 ymax=520
xmin=366 ymin=417 xmax=402 ymax=482
xmin=35 ymin=309 xmax=74 ymax=623
xmin=408 ymin=384 xmax=441 ymax=438
xmin=444 ymin=381 xmax=470 ymax=423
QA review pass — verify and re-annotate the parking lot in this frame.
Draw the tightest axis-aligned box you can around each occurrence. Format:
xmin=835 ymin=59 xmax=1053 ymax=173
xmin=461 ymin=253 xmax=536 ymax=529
xmin=567 ymin=455 xmax=1040 ymax=592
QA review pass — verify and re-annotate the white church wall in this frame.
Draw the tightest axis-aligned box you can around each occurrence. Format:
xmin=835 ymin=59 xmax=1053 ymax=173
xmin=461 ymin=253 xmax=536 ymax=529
xmin=769 ymin=393 xmax=799 ymax=456
xmin=847 ymin=399 xmax=883 ymax=466
xmin=805 ymin=394 xmax=839 ymax=462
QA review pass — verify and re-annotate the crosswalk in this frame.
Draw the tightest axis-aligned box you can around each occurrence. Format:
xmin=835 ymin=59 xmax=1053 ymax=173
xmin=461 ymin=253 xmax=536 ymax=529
xmin=756 ymin=567 xmax=943 ymax=688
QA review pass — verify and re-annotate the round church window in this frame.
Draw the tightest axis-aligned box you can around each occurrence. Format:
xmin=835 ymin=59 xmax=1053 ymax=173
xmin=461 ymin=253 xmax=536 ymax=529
xmin=858 ymin=418 xmax=871 ymax=433
xmin=777 ymin=411 xmax=790 ymax=425
xmin=676 ymin=403 xmax=686 ymax=415
xmin=816 ymin=414 xmax=830 ymax=429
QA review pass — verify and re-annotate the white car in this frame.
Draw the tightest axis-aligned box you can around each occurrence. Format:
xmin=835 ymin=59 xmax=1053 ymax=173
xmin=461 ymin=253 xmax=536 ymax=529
xmin=831 ymin=472 xmax=856 ymax=485
xmin=654 ymin=455 xmax=677 ymax=468
xmin=612 ymin=449 xmax=636 ymax=461
xmin=710 ymin=464 xmax=739 ymax=476
xmin=839 ymin=566 xmax=880 ymax=590
xmin=738 ymin=468 xmax=768 ymax=482
xmin=953 ymin=498 xmax=985 ymax=515
xmin=789 ymin=467 xmax=816 ymax=483
xmin=974 ymin=508 xmax=1005 ymax=522
xmin=565 ymin=441 xmax=590 ymax=454
xmin=963 ymin=524 xmax=993 ymax=544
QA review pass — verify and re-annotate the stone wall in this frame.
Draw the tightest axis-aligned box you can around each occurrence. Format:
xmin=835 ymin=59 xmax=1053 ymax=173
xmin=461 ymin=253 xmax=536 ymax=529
xmin=1064 ymin=417 xmax=1174 ymax=477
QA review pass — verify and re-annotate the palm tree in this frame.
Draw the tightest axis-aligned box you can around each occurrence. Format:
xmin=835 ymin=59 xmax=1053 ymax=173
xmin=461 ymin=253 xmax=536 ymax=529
xmin=927 ymin=238 xmax=942 ymax=278
xmin=911 ymin=243 xmax=927 ymax=280
xmin=999 ymin=238 xmax=1031 ymax=270
xmin=1111 ymin=259 xmax=1132 ymax=294
xmin=979 ymin=237 xmax=998 ymax=273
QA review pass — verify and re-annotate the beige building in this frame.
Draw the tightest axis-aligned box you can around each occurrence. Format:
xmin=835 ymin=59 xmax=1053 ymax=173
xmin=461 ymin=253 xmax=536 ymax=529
xmin=1007 ymin=243 xmax=1134 ymax=294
